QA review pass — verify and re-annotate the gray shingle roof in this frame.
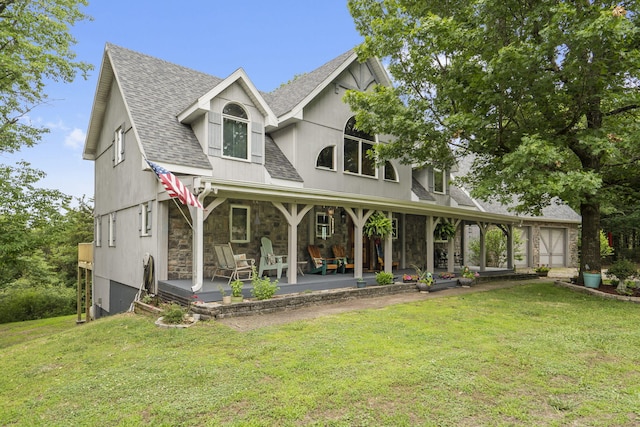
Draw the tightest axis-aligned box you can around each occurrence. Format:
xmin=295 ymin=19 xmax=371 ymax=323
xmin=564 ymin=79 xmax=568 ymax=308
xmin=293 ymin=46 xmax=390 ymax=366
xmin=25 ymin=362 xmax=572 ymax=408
xmin=107 ymin=44 xmax=220 ymax=170
xmin=411 ymin=177 xmax=436 ymax=201
xmin=264 ymin=49 xmax=355 ymax=117
xmin=449 ymin=185 xmax=476 ymax=207
xmin=265 ymin=135 xmax=303 ymax=182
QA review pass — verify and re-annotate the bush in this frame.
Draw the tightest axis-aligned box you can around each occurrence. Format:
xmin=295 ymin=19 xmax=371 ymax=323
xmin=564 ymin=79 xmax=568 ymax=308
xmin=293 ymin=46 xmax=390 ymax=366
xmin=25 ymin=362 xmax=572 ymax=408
xmin=375 ymin=271 xmax=394 ymax=285
xmin=0 ymin=286 xmax=75 ymax=324
xmin=251 ymin=274 xmax=279 ymax=300
xmin=162 ymin=304 xmax=185 ymax=324
xmin=606 ymin=259 xmax=638 ymax=283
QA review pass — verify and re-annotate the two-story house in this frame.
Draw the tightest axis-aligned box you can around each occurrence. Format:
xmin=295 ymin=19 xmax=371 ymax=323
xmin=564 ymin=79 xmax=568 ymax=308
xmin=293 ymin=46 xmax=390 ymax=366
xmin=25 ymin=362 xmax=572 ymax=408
xmin=83 ymin=44 xmax=580 ymax=317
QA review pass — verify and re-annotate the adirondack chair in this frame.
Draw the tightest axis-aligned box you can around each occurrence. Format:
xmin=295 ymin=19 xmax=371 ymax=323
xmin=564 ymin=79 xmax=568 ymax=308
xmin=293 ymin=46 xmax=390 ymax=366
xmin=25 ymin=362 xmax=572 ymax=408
xmin=258 ymin=237 xmax=288 ymax=278
xmin=375 ymin=241 xmax=398 ymax=271
xmin=212 ymin=243 xmax=255 ymax=284
xmin=307 ymin=245 xmax=342 ymax=275
xmin=331 ymin=245 xmax=354 ymax=272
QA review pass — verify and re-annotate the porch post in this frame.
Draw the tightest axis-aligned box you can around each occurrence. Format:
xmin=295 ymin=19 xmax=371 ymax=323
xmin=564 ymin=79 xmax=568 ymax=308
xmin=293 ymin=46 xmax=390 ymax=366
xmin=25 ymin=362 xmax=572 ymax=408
xmin=273 ymin=202 xmax=314 ymax=285
xmin=346 ymin=207 xmax=373 ymax=279
xmin=190 ymin=185 xmax=215 ymax=293
xmin=506 ymin=224 xmax=514 ymax=270
xmin=477 ymin=222 xmax=489 ymax=272
xmin=447 ymin=219 xmax=461 ymax=273
xmin=191 ymin=206 xmax=205 ymax=292
xmin=384 ymin=211 xmax=393 ymax=273
xmin=426 ymin=216 xmax=435 ymax=273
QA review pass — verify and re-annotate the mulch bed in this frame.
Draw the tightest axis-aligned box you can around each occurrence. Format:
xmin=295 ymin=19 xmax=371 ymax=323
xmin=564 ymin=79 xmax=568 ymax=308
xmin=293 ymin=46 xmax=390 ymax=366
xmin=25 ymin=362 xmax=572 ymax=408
xmin=594 ymin=283 xmax=640 ymax=298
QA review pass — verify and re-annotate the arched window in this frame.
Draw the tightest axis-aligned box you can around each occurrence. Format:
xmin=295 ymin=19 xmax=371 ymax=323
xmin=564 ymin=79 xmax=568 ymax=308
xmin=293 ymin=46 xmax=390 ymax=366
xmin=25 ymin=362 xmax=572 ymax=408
xmin=316 ymin=146 xmax=336 ymax=170
xmin=343 ymin=117 xmax=376 ymax=177
xmin=222 ymin=103 xmax=249 ymax=160
xmin=383 ymin=161 xmax=397 ymax=181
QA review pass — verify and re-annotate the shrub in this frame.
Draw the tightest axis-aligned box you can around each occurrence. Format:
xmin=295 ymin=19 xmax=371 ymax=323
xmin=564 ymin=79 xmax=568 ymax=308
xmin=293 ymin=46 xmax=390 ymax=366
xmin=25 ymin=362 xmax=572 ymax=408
xmin=375 ymin=271 xmax=394 ymax=285
xmin=251 ymin=274 xmax=279 ymax=300
xmin=606 ymin=259 xmax=638 ymax=283
xmin=162 ymin=303 xmax=186 ymax=324
xmin=0 ymin=286 xmax=75 ymax=324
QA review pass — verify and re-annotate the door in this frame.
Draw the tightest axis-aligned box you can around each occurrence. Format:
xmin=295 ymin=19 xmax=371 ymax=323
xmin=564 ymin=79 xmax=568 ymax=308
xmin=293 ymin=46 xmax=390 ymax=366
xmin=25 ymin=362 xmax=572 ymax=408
xmin=539 ymin=228 xmax=566 ymax=267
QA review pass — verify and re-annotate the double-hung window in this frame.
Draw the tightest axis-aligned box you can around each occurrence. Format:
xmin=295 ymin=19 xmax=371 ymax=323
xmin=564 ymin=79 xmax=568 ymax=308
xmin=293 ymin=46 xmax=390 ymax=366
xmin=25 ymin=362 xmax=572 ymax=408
xmin=139 ymin=201 xmax=152 ymax=236
xmin=108 ymin=212 xmax=117 ymax=247
xmin=222 ymin=103 xmax=249 ymax=160
xmin=343 ymin=117 xmax=376 ymax=177
xmin=230 ymin=205 xmax=250 ymax=243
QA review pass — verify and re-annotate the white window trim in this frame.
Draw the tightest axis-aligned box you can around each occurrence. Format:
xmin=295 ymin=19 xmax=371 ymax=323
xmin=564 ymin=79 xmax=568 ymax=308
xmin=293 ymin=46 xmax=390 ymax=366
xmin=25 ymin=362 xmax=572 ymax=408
xmin=139 ymin=201 xmax=153 ymax=237
xmin=433 ymin=168 xmax=446 ymax=194
xmin=383 ymin=161 xmax=399 ymax=182
xmin=108 ymin=212 xmax=116 ymax=247
xmin=114 ymin=126 xmax=124 ymax=165
xmin=315 ymin=212 xmax=335 ymax=239
xmin=221 ymin=102 xmax=251 ymax=162
xmin=343 ymin=137 xmax=378 ymax=178
xmin=315 ymin=145 xmax=337 ymax=171
xmin=230 ymin=204 xmax=250 ymax=243
xmin=95 ymin=216 xmax=102 ymax=247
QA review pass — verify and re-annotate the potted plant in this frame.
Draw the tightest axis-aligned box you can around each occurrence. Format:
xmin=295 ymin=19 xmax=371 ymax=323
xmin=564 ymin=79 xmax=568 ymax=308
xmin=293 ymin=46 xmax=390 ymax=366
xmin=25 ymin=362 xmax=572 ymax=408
xmin=412 ymin=265 xmax=434 ymax=292
xmin=250 ymin=268 xmax=280 ymax=300
xmin=375 ymin=271 xmax=394 ymax=285
xmin=218 ymin=285 xmax=231 ymax=305
xmin=230 ymin=279 xmax=244 ymax=302
xmin=582 ymin=264 xmax=601 ymax=289
xmin=355 ymin=277 xmax=367 ymax=288
xmin=458 ymin=266 xmax=479 ymax=286
xmin=534 ymin=265 xmax=550 ymax=277
xmin=363 ymin=211 xmax=393 ymax=238
xmin=434 ymin=221 xmax=457 ymax=241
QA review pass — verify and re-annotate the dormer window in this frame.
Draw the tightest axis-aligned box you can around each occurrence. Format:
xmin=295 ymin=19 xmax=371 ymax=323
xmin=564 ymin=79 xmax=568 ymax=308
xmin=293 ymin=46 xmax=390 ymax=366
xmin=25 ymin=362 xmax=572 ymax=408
xmin=343 ymin=117 xmax=376 ymax=177
xmin=222 ymin=103 xmax=249 ymax=160
xmin=434 ymin=168 xmax=446 ymax=194
xmin=316 ymin=146 xmax=336 ymax=170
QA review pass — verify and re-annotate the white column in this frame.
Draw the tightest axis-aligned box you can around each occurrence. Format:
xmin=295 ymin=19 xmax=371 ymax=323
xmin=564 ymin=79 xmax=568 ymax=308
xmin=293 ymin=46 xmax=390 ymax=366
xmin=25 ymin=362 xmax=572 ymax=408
xmin=273 ymin=202 xmax=314 ymax=285
xmin=384 ymin=211 xmax=393 ymax=273
xmin=426 ymin=216 xmax=435 ymax=272
xmin=346 ymin=207 xmax=373 ymax=279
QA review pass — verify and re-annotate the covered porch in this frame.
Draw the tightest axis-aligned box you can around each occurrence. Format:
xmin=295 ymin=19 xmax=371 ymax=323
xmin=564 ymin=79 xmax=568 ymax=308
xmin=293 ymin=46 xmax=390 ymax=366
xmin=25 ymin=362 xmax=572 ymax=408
xmin=158 ymin=266 xmax=522 ymax=305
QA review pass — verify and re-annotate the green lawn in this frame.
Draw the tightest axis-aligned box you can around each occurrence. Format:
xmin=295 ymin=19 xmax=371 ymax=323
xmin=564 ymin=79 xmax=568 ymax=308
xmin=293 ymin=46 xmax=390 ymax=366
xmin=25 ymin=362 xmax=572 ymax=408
xmin=1 ymin=283 xmax=639 ymax=426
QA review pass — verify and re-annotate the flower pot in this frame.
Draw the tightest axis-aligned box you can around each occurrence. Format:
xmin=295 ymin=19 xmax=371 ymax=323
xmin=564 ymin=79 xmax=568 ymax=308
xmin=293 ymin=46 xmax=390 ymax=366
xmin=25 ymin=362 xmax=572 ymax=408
xmin=222 ymin=295 xmax=231 ymax=305
xmin=230 ymin=295 xmax=244 ymax=303
xmin=536 ymin=271 xmax=549 ymax=277
xmin=356 ymin=280 xmax=366 ymax=288
xmin=583 ymin=272 xmax=601 ymax=288
xmin=416 ymin=281 xmax=430 ymax=292
xmin=458 ymin=277 xmax=474 ymax=287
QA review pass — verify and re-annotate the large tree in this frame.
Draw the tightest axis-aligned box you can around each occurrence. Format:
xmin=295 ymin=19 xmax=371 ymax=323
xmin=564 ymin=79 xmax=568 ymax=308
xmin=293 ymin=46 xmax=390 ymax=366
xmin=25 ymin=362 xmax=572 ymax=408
xmin=346 ymin=0 xmax=640 ymax=274
xmin=0 ymin=0 xmax=92 ymax=153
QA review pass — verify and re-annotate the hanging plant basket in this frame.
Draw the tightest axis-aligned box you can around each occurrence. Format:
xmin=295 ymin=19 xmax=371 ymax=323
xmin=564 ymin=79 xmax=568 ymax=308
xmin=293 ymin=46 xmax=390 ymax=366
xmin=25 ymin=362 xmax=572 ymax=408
xmin=435 ymin=222 xmax=456 ymax=241
xmin=364 ymin=211 xmax=393 ymax=238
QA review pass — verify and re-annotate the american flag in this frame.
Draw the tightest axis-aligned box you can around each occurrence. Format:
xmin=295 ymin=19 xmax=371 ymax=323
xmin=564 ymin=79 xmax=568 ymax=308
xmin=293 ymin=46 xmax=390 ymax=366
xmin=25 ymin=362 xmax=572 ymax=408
xmin=146 ymin=159 xmax=203 ymax=209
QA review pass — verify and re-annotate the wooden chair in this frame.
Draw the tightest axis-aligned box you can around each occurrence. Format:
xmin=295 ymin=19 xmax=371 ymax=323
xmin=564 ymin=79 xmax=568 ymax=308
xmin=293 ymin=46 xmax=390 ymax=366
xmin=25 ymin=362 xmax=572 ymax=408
xmin=307 ymin=245 xmax=341 ymax=275
xmin=258 ymin=237 xmax=288 ymax=278
xmin=212 ymin=243 xmax=255 ymax=285
xmin=375 ymin=242 xmax=398 ymax=271
xmin=332 ymin=245 xmax=354 ymax=272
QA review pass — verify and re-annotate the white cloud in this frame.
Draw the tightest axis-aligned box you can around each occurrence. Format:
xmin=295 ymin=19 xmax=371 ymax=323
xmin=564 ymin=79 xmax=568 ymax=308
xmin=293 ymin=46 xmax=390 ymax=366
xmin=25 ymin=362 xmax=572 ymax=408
xmin=64 ymin=128 xmax=86 ymax=149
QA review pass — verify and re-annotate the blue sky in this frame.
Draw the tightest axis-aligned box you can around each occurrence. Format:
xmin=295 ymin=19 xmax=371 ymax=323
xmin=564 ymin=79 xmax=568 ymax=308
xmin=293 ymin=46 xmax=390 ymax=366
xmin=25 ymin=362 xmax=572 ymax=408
xmin=2 ymin=1 xmax=363 ymax=202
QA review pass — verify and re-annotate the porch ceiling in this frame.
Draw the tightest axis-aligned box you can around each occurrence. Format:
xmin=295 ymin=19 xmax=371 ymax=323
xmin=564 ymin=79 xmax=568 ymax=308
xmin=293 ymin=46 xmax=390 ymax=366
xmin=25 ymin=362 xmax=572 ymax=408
xmin=198 ymin=178 xmax=555 ymax=225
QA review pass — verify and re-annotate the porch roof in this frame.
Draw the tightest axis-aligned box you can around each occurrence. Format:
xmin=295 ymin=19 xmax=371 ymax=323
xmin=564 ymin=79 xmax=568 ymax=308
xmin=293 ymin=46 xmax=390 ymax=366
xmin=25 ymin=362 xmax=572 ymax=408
xmin=198 ymin=177 xmax=580 ymax=225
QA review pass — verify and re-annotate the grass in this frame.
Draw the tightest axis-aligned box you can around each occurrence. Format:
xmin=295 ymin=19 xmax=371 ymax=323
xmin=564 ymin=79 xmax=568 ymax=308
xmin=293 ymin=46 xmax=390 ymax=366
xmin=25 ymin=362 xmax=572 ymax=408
xmin=1 ymin=282 xmax=639 ymax=426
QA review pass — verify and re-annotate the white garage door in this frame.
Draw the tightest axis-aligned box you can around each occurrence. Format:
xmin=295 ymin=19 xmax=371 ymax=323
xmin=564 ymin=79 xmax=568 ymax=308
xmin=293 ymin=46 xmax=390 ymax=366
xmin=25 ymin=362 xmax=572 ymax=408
xmin=539 ymin=228 xmax=566 ymax=267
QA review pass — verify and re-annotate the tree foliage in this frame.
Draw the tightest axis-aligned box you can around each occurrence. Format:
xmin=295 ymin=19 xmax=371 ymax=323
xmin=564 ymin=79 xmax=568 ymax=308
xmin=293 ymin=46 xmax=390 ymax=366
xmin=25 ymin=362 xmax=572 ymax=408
xmin=0 ymin=0 xmax=92 ymax=153
xmin=468 ymin=227 xmax=524 ymax=268
xmin=346 ymin=0 xmax=640 ymax=273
